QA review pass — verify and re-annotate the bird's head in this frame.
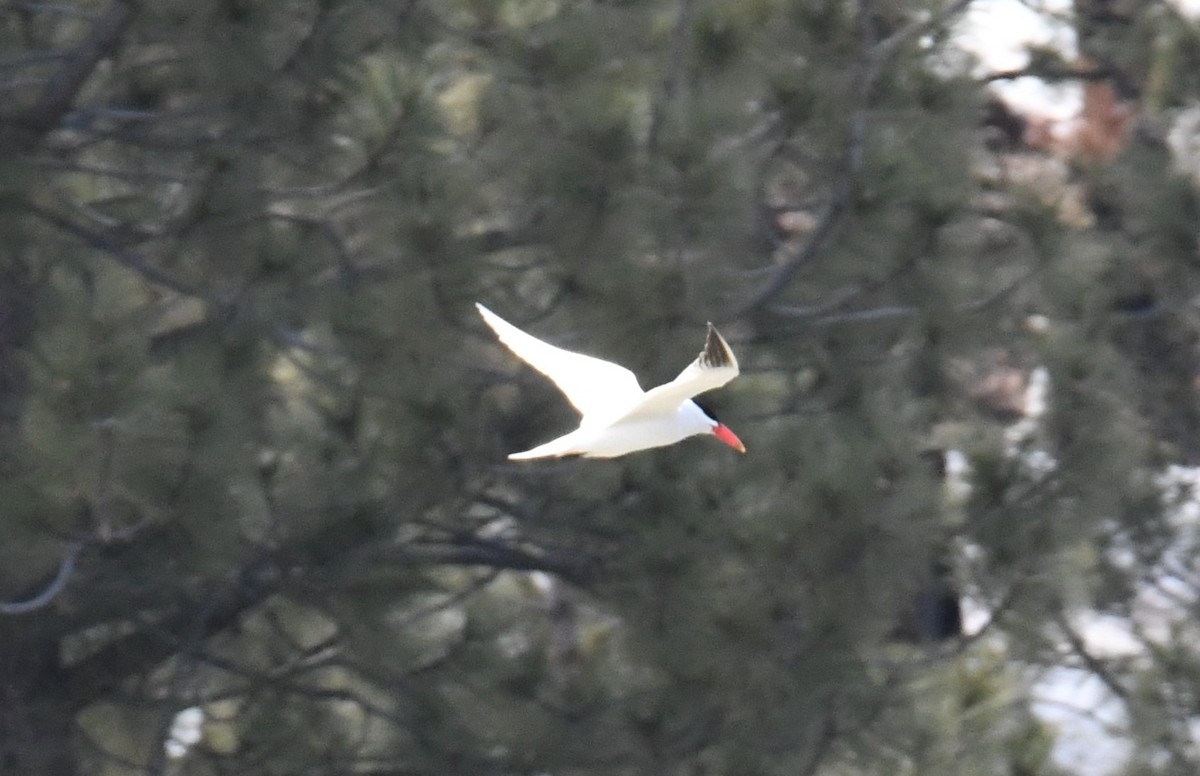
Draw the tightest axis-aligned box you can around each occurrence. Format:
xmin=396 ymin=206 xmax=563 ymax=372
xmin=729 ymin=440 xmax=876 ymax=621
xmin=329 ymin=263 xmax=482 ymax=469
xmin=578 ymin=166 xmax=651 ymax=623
xmin=693 ymin=399 xmax=745 ymax=453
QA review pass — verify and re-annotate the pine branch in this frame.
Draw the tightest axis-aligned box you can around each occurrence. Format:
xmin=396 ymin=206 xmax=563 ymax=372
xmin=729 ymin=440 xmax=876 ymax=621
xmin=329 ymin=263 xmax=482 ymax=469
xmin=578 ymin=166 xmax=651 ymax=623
xmin=0 ymin=541 xmax=85 ymax=615
xmin=738 ymin=0 xmax=975 ymax=315
xmin=13 ymin=199 xmax=212 ymax=301
xmin=14 ymin=0 xmax=135 ymax=145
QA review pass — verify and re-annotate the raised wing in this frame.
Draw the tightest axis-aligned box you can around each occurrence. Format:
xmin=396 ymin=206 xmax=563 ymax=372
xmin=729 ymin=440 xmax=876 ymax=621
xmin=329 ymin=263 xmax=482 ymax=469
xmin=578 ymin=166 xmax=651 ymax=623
xmin=476 ymin=303 xmax=644 ymax=418
xmin=618 ymin=323 xmax=739 ymax=419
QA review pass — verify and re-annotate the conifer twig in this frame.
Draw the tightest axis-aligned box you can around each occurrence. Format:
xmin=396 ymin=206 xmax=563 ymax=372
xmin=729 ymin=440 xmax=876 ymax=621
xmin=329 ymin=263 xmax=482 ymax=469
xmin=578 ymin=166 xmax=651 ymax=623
xmin=14 ymin=199 xmax=211 ymax=301
xmin=0 ymin=541 xmax=85 ymax=615
xmin=738 ymin=0 xmax=974 ymax=315
xmin=15 ymin=0 xmax=135 ymax=143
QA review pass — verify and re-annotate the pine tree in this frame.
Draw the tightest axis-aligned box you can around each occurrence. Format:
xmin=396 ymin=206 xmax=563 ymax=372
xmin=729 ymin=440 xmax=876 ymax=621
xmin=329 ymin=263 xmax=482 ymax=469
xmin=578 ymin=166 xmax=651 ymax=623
xmin=4 ymin=1 xmax=1200 ymax=775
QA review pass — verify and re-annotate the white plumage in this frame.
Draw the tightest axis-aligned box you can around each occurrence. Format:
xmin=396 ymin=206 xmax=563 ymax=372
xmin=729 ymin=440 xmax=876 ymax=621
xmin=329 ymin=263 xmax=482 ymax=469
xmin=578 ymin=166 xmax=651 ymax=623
xmin=477 ymin=303 xmax=744 ymax=459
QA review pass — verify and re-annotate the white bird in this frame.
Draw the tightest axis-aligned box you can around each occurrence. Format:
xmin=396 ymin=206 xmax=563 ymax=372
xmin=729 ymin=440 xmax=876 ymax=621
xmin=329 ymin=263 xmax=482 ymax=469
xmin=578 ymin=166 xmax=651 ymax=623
xmin=477 ymin=303 xmax=745 ymax=459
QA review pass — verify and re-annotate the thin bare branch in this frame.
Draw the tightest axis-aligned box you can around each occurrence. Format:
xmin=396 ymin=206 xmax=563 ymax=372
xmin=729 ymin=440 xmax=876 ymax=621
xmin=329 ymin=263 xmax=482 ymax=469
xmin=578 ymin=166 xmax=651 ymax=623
xmin=12 ymin=199 xmax=213 ymax=301
xmin=647 ymin=0 xmax=696 ymax=151
xmin=1055 ymin=613 xmax=1130 ymax=701
xmin=13 ymin=0 xmax=135 ymax=144
xmin=33 ymin=157 xmax=199 ymax=184
xmin=0 ymin=541 xmax=85 ymax=614
xmin=0 ymin=2 xmax=105 ymax=18
xmin=737 ymin=0 xmax=974 ymax=315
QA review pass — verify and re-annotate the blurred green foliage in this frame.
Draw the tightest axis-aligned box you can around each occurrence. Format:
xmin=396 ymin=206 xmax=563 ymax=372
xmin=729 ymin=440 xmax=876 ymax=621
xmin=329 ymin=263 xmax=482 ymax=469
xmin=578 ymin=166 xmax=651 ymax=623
xmin=2 ymin=1 xmax=1200 ymax=775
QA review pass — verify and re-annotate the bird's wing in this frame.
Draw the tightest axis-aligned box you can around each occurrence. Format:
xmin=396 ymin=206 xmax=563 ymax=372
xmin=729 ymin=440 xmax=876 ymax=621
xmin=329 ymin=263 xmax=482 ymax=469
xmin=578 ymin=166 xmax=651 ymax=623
xmin=616 ymin=323 xmax=739 ymax=420
xmin=477 ymin=303 xmax=644 ymax=418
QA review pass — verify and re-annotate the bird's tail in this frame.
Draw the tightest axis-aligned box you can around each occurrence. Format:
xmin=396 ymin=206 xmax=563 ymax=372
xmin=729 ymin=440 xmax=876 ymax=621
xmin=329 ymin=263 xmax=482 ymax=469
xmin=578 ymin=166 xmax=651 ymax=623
xmin=507 ymin=432 xmax=582 ymax=460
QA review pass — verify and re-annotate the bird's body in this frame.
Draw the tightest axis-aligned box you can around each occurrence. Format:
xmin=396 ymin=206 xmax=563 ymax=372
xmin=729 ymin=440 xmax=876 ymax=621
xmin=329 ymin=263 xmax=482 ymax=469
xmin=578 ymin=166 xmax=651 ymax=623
xmin=476 ymin=303 xmax=744 ymax=459
xmin=508 ymin=401 xmax=719 ymax=459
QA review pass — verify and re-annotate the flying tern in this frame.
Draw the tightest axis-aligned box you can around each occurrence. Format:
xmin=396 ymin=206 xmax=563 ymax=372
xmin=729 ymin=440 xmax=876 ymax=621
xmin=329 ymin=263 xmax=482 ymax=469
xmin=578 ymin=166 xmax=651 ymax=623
xmin=477 ymin=303 xmax=745 ymax=459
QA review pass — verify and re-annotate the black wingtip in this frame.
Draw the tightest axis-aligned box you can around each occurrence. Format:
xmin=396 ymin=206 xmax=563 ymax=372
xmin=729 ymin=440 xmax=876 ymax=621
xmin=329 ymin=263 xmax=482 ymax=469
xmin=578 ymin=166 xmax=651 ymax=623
xmin=699 ymin=324 xmax=735 ymax=369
